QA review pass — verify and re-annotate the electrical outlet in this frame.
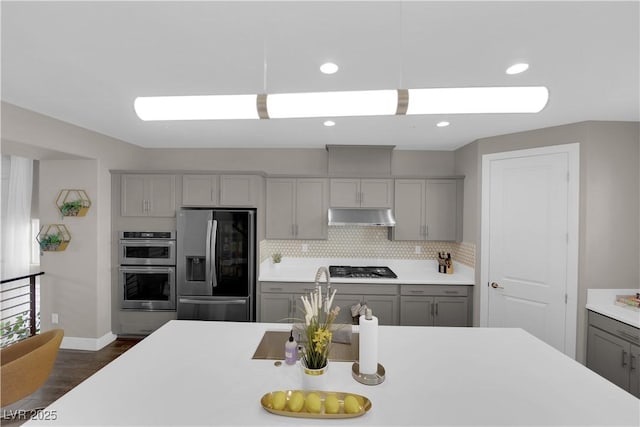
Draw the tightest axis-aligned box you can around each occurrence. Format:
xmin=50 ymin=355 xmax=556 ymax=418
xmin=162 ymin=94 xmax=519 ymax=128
xmin=301 ymin=244 xmax=309 ymax=253
xmin=51 ymin=313 xmax=59 ymax=324
xmin=415 ymin=246 xmax=422 ymax=254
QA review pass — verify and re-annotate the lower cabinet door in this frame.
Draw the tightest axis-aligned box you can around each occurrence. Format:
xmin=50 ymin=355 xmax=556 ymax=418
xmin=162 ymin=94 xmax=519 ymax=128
xmin=332 ymin=295 xmax=362 ymax=325
xmin=587 ymin=326 xmax=631 ymax=391
xmin=434 ymin=297 xmax=468 ymax=327
xmin=400 ymin=296 xmax=434 ymax=326
xmin=260 ymin=294 xmax=293 ymax=323
xmin=365 ymin=296 xmax=399 ymax=326
xmin=630 ymin=343 xmax=640 ymax=398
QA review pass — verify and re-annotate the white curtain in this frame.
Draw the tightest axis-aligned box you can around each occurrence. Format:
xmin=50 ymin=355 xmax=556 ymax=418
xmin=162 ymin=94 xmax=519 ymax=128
xmin=1 ymin=155 xmax=33 ymax=279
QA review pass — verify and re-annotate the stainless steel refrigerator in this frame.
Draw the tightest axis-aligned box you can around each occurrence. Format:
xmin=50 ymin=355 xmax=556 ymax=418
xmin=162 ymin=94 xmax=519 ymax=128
xmin=177 ymin=208 xmax=255 ymax=321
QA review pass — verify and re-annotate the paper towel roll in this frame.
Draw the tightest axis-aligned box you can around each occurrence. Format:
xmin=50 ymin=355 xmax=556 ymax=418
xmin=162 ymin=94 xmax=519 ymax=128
xmin=359 ymin=309 xmax=378 ymax=375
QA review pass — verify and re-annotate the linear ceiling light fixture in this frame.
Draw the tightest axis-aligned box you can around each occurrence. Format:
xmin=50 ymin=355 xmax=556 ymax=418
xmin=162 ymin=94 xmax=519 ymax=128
xmin=134 ymin=94 xmax=259 ymax=120
xmin=134 ymin=86 xmax=548 ymax=121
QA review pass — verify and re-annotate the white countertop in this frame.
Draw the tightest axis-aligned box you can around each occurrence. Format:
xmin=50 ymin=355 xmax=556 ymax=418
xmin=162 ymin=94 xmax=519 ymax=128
xmin=29 ymin=320 xmax=639 ymax=426
xmin=586 ymin=288 xmax=640 ymax=328
xmin=259 ymin=257 xmax=475 ymax=285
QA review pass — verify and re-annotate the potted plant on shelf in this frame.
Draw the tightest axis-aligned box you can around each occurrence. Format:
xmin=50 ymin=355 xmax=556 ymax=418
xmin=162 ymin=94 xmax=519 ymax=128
xmin=60 ymin=200 xmax=84 ymax=217
xmin=39 ymin=233 xmax=63 ymax=251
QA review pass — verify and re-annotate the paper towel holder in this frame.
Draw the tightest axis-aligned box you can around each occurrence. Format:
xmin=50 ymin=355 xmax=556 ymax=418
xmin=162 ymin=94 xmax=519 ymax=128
xmin=352 ymin=361 xmax=386 ymax=385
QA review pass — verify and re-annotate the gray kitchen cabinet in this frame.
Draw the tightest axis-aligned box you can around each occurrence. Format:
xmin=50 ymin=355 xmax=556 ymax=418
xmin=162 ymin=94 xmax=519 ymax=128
xmin=121 ymin=174 xmax=176 ymax=217
xmin=266 ymin=178 xmax=327 ymax=239
xmin=258 ymin=282 xmax=399 ymax=325
xmin=393 ymin=179 xmax=462 ymax=241
xmin=182 ymin=175 xmax=219 ymax=206
xmin=399 ymin=285 xmax=471 ymax=327
xmin=183 ymin=174 xmax=259 ymax=207
xmin=259 ymin=293 xmax=296 ymax=323
xmin=331 ymin=294 xmax=399 ymax=326
xmin=400 ymin=296 xmax=433 ymax=326
xmin=330 ymin=179 xmax=393 ymax=208
xmin=219 ymin=175 xmax=259 ymax=207
xmin=630 ymin=343 xmax=640 ymax=397
xmin=258 ymin=282 xmax=316 ymax=323
xmin=587 ymin=310 xmax=640 ymax=397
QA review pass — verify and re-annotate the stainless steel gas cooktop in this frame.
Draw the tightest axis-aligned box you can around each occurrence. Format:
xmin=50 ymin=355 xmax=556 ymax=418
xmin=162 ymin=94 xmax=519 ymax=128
xmin=329 ymin=265 xmax=397 ymax=279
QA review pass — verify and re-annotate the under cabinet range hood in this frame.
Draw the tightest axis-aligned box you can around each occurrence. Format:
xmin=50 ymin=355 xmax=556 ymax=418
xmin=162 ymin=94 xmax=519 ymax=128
xmin=328 ymin=208 xmax=396 ymax=227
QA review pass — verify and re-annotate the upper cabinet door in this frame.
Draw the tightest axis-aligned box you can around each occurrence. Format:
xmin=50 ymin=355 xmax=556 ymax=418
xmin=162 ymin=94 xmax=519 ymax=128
xmin=122 ymin=174 xmax=176 ymax=217
xmin=360 ymin=179 xmax=393 ymax=208
xmin=265 ymin=179 xmax=296 ymax=239
xmin=182 ymin=175 xmax=219 ymax=206
xmin=146 ymin=175 xmax=176 ymax=217
xmin=393 ymin=180 xmax=425 ymax=241
xmin=296 ymin=178 xmax=328 ymax=239
xmin=219 ymin=175 xmax=258 ymax=207
xmin=121 ymin=175 xmax=147 ymax=216
xmin=329 ymin=179 xmax=360 ymax=207
xmin=425 ymin=179 xmax=458 ymax=241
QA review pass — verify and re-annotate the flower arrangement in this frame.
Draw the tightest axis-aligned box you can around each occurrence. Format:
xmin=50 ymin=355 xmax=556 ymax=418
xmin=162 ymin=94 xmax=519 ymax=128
xmin=299 ymin=286 xmax=339 ymax=370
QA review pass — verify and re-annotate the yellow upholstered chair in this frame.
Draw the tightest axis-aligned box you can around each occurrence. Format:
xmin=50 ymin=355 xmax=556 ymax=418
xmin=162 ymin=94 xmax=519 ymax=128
xmin=0 ymin=329 xmax=64 ymax=407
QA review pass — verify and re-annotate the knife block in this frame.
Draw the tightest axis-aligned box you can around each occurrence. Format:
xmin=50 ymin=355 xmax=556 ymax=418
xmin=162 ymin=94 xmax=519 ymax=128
xmin=438 ymin=264 xmax=454 ymax=274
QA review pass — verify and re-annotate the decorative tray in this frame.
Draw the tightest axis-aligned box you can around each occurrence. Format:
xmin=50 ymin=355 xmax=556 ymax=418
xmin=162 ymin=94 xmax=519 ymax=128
xmin=260 ymin=390 xmax=371 ymax=419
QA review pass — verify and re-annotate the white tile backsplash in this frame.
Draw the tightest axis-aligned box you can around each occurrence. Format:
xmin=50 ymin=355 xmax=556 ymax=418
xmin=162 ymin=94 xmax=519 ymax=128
xmin=260 ymin=226 xmax=475 ymax=267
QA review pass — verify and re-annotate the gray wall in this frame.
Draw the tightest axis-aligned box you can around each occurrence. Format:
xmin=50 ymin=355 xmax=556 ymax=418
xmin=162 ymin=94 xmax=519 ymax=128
xmin=455 ymin=121 xmax=640 ymax=363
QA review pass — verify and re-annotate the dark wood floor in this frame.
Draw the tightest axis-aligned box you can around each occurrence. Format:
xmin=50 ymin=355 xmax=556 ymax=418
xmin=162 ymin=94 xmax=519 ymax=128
xmin=2 ymin=337 xmax=141 ymax=426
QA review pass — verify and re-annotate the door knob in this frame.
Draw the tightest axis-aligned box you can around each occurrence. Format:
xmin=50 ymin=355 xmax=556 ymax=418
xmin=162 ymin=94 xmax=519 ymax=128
xmin=490 ymin=282 xmax=504 ymax=289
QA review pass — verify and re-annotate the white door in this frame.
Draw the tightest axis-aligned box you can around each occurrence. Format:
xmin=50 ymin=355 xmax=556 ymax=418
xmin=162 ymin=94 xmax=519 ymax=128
xmin=481 ymin=144 xmax=579 ymax=358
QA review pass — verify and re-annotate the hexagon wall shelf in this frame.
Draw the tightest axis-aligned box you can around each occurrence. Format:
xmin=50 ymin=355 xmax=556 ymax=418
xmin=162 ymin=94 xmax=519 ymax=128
xmin=56 ymin=189 xmax=91 ymax=217
xmin=36 ymin=224 xmax=71 ymax=252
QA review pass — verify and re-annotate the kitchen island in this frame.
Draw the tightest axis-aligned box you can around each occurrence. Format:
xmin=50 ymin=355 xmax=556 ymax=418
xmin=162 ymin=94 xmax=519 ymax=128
xmin=28 ymin=321 xmax=639 ymax=426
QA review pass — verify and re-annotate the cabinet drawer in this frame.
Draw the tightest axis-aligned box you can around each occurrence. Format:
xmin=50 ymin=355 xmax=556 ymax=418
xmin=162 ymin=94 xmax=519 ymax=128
xmin=259 ymin=282 xmax=316 ymax=294
xmin=401 ymin=285 xmax=468 ymax=297
xmin=588 ymin=310 xmax=639 ymax=345
xmin=332 ymin=284 xmax=399 ymax=295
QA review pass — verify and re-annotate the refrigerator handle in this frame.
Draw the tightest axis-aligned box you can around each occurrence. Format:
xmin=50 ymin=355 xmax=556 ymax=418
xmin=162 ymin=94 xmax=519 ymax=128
xmin=210 ymin=219 xmax=218 ymax=288
xmin=205 ymin=219 xmax=213 ymax=288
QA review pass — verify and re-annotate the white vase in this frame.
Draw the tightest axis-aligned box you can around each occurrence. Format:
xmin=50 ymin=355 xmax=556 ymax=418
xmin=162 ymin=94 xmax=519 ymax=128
xmin=300 ymin=359 xmax=329 ymax=390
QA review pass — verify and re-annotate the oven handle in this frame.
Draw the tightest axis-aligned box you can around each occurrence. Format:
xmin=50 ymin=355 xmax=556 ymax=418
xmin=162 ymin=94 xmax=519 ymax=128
xmin=119 ymin=266 xmax=175 ymax=273
xmin=179 ymin=298 xmax=246 ymax=305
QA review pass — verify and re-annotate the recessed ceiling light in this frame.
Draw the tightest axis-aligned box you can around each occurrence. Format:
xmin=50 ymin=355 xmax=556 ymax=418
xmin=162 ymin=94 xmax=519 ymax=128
xmin=320 ymin=62 xmax=339 ymax=74
xmin=506 ymin=63 xmax=529 ymax=75
xmin=323 ymin=120 xmax=336 ymax=127
xmin=436 ymin=121 xmax=450 ymax=127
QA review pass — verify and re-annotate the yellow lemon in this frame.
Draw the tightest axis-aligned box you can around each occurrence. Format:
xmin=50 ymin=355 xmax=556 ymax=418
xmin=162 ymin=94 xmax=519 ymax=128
xmin=288 ymin=391 xmax=305 ymax=412
xmin=304 ymin=392 xmax=322 ymax=413
xmin=324 ymin=394 xmax=340 ymax=414
xmin=271 ymin=391 xmax=286 ymax=411
xmin=343 ymin=395 xmax=360 ymax=414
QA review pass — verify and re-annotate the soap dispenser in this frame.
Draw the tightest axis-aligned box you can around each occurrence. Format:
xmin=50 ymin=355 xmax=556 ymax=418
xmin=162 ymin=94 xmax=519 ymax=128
xmin=285 ymin=330 xmax=298 ymax=365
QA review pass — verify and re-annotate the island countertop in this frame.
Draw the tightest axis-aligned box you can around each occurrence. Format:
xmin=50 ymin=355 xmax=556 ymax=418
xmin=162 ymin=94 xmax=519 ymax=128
xmin=258 ymin=257 xmax=475 ymax=285
xmin=28 ymin=320 xmax=639 ymax=426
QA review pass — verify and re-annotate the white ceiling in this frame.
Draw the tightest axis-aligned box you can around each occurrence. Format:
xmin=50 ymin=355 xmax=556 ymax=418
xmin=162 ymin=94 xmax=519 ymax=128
xmin=1 ymin=1 xmax=638 ymax=151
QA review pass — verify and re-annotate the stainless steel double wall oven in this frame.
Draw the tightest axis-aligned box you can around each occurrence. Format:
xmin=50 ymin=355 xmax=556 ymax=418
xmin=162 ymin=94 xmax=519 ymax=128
xmin=118 ymin=231 xmax=176 ymax=311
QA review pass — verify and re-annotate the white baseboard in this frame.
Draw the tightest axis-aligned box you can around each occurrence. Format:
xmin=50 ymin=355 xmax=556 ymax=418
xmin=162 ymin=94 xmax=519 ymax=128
xmin=61 ymin=331 xmax=117 ymax=351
